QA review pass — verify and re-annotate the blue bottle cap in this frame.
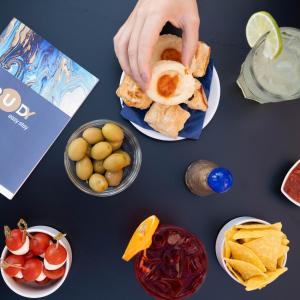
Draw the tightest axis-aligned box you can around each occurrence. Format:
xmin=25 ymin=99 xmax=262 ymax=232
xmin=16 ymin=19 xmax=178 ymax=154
xmin=207 ymin=167 xmax=233 ymax=193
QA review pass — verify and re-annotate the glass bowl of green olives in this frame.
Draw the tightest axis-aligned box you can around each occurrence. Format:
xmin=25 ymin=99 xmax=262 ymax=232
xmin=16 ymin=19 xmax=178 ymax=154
xmin=64 ymin=120 xmax=142 ymax=197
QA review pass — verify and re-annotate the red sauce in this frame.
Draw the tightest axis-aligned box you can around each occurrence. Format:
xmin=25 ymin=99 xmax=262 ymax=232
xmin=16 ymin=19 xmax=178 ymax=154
xmin=157 ymin=74 xmax=179 ymax=98
xmin=135 ymin=225 xmax=208 ymax=300
xmin=161 ymin=48 xmax=181 ymax=62
xmin=284 ymin=163 xmax=300 ymax=202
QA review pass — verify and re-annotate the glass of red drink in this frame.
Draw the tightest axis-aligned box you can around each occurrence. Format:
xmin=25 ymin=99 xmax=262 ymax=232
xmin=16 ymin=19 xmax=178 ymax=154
xmin=134 ymin=225 xmax=208 ymax=300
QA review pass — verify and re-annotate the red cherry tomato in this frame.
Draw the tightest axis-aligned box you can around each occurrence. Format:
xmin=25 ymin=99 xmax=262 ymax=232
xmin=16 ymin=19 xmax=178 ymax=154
xmin=3 ymin=255 xmax=24 ymax=277
xmin=22 ymin=259 xmax=43 ymax=282
xmin=30 ymin=233 xmax=51 ymax=256
xmin=45 ymin=244 xmax=67 ymax=265
xmin=44 ymin=265 xmax=66 ymax=280
xmin=5 ymin=229 xmax=26 ymax=251
xmin=23 ymin=251 xmax=34 ymax=261
xmin=36 ymin=277 xmax=50 ymax=285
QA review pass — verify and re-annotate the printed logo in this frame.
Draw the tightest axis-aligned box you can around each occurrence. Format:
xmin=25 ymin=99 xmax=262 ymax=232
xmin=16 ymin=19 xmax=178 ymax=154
xmin=0 ymin=88 xmax=36 ymax=119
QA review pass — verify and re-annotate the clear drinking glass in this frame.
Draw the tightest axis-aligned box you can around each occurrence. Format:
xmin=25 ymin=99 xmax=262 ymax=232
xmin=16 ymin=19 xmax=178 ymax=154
xmin=64 ymin=120 xmax=142 ymax=197
xmin=134 ymin=224 xmax=208 ymax=300
xmin=237 ymin=27 xmax=300 ymax=103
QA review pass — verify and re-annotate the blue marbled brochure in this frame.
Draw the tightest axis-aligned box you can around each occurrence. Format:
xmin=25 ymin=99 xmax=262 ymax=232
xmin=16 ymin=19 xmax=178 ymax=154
xmin=0 ymin=18 xmax=99 ymax=199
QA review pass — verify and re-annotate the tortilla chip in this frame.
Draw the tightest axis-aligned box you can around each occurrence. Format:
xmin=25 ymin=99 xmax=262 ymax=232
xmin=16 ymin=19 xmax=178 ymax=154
xmin=235 ymin=222 xmax=282 ymax=231
xmin=224 ymin=258 xmax=267 ymax=281
xmin=244 ymin=235 xmax=282 ymax=271
xmin=233 ymin=229 xmax=283 ymax=241
xmin=282 ymin=237 xmax=290 ymax=245
xmin=224 ymin=241 xmax=231 ymax=258
xmin=225 ymin=228 xmax=237 ymax=241
xmin=228 ymin=241 xmax=266 ymax=272
xmin=272 ymin=223 xmax=283 ymax=231
xmin=245 ymin=268 xmax=288 ymax=291
xmin=278 ymin=245 xmax=289 ymax=258
xmin=240 ymin=238 xmax=255 ymax=243
xmin=277 ymin=256 xmax=286 ymax=268
xmin=226 ymin=262 xmax=246 ymax=286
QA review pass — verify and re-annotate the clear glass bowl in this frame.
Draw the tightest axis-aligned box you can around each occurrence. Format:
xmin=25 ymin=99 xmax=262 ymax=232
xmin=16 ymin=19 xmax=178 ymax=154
xmin=64 ymin=120 xmax=142 ymax=197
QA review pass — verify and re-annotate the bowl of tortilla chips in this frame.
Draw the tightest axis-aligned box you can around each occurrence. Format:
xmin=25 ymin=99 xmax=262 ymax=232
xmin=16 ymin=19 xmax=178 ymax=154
xmin=215 ymin=217 xmax=289 ymax=291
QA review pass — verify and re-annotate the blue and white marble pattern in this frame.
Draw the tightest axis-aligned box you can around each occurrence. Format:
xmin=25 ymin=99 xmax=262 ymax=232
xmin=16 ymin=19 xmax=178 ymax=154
xmin=0 ymin=18 xmax=98 ymax=117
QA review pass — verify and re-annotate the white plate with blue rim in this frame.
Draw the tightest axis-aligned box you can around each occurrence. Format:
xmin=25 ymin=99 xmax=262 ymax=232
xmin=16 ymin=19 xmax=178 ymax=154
xmin=119 ymin=68 xmax=221 ymax=141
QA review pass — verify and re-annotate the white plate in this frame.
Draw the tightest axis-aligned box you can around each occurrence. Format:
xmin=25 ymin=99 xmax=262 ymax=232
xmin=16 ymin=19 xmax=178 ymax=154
xmin=119 ymin=68 xmax=221 ymax=141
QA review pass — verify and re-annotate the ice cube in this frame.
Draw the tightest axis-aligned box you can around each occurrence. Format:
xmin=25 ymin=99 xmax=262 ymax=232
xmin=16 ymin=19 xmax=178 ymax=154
xmin=167 ymin=232 xmax=183 ymax=245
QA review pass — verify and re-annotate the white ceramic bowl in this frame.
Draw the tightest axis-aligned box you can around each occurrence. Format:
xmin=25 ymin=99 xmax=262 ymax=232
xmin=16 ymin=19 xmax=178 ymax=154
xmin=1 ymin=226 xmax=72 ymax=298
xmin=215 ymin=217 xmax=287 ymax=285
xmin=281 ymin=159 xmax=300 ymax=207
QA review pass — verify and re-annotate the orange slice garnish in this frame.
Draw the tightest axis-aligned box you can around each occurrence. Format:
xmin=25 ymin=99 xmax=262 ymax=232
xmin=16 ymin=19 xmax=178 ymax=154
xmin=122 ymin=215 xmax=160 ymax=262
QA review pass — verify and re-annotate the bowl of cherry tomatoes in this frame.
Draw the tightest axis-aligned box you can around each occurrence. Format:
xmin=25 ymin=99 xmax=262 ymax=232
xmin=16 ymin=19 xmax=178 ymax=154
xmin=1 ymin=219 xmax=72 ymax=298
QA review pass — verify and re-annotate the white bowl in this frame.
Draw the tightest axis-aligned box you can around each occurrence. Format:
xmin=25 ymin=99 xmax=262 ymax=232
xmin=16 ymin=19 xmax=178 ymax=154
xmin=215 ymin=217 xmax=287 ymax=285
xmin=1 ymin=226 xmax=72 ymax=298
xmin=281 ymin=159 xmax=300 ymax=207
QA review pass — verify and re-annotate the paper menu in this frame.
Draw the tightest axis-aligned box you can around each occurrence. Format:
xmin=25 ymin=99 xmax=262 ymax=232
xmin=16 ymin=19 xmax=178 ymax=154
xmin=0 ymin=18 xmax=99 ymax=199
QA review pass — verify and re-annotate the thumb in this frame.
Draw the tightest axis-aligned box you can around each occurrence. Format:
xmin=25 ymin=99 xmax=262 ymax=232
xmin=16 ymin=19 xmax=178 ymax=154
xmin=181 ymin=17 xmax=200 ymax=68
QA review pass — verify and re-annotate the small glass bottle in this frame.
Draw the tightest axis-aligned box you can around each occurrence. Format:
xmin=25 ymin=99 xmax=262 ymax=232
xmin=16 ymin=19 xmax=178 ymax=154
xmin=185 ymin=160 xmax=233 ymax=196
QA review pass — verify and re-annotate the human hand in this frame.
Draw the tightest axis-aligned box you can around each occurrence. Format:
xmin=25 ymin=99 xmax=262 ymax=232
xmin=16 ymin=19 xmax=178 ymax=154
xmin=114 ymin=0 xmax=200 ymax=91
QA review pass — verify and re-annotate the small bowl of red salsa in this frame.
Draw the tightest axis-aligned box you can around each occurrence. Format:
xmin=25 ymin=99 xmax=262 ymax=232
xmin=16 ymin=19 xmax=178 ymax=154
xmin=281 ymin=159 xmax=300 ymax=207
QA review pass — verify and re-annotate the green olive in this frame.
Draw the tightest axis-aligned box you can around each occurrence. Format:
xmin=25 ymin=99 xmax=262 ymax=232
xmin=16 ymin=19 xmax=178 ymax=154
xmin=105 ymin=170 xmax=123 ymax=187
xmin=110 ymin=140 xmax=123 ymax=151
xmin=114 ymin=150 xmax=131 ymax=167
xmin=68 ymin=138 xmax=88 ymax=161
xmin=82 ymin=127 xmax=103 ymax=144
xmin=102 ymin=123 xmax=124 ymax=142
xmin=91 ymin=142 xmax=112 ymax=160
xmin=93 ymin=160 xmax=105 ymax=174
xmin=89 ymin=173 xmax=108 ymax=193
xmin=103 ymin=153 xmax=127 ymax=172
xmin=76 ymin=156 xmax=93 ymax=180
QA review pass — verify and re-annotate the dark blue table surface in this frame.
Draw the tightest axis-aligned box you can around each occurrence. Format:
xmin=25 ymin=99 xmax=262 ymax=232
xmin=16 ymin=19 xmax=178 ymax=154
xmin=0 ymin=1 xmax=299 ymax=299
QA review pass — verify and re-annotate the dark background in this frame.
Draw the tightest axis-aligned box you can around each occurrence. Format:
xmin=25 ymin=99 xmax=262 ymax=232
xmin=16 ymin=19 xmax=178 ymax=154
xmin=0 ymin=0 xmax=299 ymax=299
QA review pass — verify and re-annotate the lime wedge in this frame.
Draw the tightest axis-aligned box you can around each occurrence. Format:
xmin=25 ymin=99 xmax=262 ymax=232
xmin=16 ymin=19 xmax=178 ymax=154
xmin=246 ymin=11 xmax=282 ymax=59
